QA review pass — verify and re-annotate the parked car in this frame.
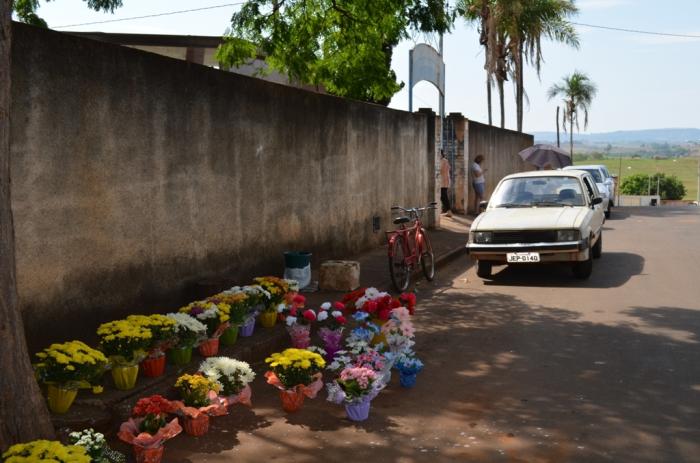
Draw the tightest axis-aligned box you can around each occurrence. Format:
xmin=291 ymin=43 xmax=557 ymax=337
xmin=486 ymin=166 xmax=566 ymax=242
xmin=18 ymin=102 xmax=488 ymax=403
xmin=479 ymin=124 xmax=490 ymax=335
xmin=562 ymin=165 xmax=613 ymax=218
xmin=466 ymin=170 xmax=605 ymax=279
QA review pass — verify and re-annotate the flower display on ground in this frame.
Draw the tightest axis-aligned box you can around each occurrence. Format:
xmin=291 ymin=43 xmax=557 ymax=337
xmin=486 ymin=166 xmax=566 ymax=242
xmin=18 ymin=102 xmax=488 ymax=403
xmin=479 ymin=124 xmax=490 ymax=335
xmin=165 ymin=312 xmax=207 ymax=348
xmin=199 ymin=357 xmax=255 ymax=396
xmin=68 ymin=428 xmax=125 ymax=463
xmin=126 ymin=314 xmax=176 ymax=354
xmin=118 ymin=395 xmax=182 ymax=452
xmin=399 ymin=292 xmax=417 ymax=315
xmin=224 ymin=285 xmax=270 ymax=310
xmin=344 ymin=287 xmax=406 ymax=321
xmin=96 ymin=320 xmax=152 ymax=365
xmin=179 ymin=301 xmax=228 ymax=338
xmin=254 ymin=276 xmax=291 ymax=311
xmin=34 ymin=340 xmax=107 ymax=390
xmin=175 ymin=374 xmax=221 ymax=408
xmin=207 ymin=292 xmax=249 ymax=325
xmin=265 ymin=348 xmax=325 ymax=389
xmin=326 ymin=366 xmax=383 ymax=405
xmin=131 ymin=395 xmax=175 ymax=434
xmin=347 ymin=312 xmax=380 ymax=343
xmin=279 ymin=295 xmax=318 ymax=326
xmin=2 ymin=440 xmax=90 ymax=462
xmin=317 ymin=301 xmax=347 ymax=330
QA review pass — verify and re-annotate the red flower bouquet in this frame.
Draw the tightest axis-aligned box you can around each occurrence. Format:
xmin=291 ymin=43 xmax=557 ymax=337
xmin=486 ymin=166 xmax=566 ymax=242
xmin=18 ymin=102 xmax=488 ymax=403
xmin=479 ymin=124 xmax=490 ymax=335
xmin=118 ymin=395 xmax=181 ymax=463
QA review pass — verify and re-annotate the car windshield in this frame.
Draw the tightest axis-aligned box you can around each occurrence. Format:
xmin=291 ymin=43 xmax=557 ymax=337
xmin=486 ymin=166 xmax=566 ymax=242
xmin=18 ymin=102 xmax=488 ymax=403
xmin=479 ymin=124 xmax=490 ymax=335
xmin=490 ymin=176 xmax=586 ymax=207
xmin=581 ymin=169 xmax=603 ymax=182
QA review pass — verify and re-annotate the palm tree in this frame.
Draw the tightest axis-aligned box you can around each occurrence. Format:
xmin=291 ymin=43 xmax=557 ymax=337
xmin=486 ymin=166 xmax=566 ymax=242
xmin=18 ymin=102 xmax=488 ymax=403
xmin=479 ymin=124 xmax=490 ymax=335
xmin=547 ymin=71 xmax=598 ymax=159
xmin=504 ymin=0 xmax=579 ymax=132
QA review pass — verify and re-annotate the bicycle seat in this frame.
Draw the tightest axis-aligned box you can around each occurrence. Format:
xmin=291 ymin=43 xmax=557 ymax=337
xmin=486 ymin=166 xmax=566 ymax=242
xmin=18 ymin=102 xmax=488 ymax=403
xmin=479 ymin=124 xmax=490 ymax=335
xmin=393 ymin=216 xmax=411 ymax=225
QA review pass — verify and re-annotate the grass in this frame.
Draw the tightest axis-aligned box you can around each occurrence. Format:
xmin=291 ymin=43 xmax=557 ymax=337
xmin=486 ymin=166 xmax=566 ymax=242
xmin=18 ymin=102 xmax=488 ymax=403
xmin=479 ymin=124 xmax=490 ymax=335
xmin=590 ymin=157 xmax=700 ymax=200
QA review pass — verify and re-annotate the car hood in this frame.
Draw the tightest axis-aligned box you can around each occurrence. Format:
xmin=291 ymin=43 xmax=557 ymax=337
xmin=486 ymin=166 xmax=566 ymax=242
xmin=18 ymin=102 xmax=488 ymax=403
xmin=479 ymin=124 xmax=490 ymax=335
xmin=474 ymin=207 xmax=588 ymax=231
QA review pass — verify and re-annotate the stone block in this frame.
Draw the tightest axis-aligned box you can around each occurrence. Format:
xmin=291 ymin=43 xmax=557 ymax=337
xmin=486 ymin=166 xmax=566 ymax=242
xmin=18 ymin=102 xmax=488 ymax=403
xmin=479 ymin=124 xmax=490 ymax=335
xmin=319 ymin=260 xmax=360 ymax=291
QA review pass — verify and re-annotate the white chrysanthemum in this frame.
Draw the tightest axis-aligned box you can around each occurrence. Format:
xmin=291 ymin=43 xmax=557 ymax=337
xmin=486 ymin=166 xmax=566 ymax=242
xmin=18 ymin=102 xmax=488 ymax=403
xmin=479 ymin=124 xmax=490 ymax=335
xmin=317 ymin=311 xmax=329 ymax=322
xmin=166 ymin=312 xmax=207 ymax=334
xmin=276 ymin=303 xmax=287 ymax=313
xmin=320 ymin=302 xmax=331 ymax=310
xmin=331 ymin=310 xmax=343 ymax=318
xmin=196 ymin=307 xmax=219 ymax=321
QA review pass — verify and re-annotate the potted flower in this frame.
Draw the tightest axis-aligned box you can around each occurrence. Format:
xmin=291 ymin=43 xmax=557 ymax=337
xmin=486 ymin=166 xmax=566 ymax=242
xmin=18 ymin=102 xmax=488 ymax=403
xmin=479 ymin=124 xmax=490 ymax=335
xmin=97 ymin=319 xmax=152 ymax=390
xmin=280 ymin=295 xmax=317 ymax=348
xmin=327 ymin=366 xmax=383 ymax=422
xmin=126 ymin=315 xmax=176 ymax=378
xmin=179 ymin=301 xmax=229 ymax=357
xmin=172 ymin=374 xmax=226 ymax=436
xmin=254 ymin=276 xmax=290 ymax=328
xmin=264 ymin=348 xmax=325 ymax=412
xmin=316 ymin=301 xmax=347 ymax=361
xmin=224 ymin=285 xmax=270 ymax=336
xmin=346 ymin=287 xmax=407 ymax=345
xmin=395 ymin=353 xmax=424 ymax=388
xmin=33 ymin=340 xmax=107 ymax=414
xmin=117 ymin=395 xmax=181 ymax=463
xmin=207 ymin=292 xmax=249 ymax=346
xmin=165 ymin=312 xmax=207 ymax=366
xmin=68 ymin=428 xmax=125 ymax=463
xmin=2 ymin=440 xmax=90 ymax=462
xmin=199 ymin=357 xmax=256 ymax=409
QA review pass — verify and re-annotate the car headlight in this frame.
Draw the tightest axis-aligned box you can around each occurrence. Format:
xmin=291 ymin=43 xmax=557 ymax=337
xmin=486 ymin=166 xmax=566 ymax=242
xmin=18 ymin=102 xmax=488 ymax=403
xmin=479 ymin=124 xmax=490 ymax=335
xmin=557 ymin=230 xmax=579 ymax=241
xmin=472 ymin=231 xmax=493 ymax=244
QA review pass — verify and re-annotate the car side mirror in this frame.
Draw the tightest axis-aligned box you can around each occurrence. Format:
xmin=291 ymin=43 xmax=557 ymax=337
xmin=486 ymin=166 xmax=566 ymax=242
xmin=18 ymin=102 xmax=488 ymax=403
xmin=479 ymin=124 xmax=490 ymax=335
xmin=592 ymin=197 xmax=603 ymax=206
xmin=479 ymin=200 xmax=488 ymax=212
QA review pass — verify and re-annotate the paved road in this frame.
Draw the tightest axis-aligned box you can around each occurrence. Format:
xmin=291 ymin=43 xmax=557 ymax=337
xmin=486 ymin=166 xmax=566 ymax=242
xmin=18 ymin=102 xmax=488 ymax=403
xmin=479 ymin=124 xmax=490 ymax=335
xmin=164 ymin=207 xmax=700 ymax=463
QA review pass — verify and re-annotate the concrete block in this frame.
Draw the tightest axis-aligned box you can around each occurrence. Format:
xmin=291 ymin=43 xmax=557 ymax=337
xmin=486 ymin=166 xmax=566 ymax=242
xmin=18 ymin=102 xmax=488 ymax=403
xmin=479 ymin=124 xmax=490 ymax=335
xmin=319 ymin=260 xmax=360 ymax=291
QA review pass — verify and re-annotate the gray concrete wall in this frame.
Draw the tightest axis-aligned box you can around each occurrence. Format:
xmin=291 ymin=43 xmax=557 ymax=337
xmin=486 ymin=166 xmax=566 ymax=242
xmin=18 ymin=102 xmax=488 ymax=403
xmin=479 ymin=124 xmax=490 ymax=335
xmin=10 ymin=23 xmax=430 ymax=348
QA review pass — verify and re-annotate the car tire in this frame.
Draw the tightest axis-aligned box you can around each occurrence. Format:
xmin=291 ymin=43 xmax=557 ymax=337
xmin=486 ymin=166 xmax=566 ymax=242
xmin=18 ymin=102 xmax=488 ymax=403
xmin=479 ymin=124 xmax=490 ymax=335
xmin=572 ymin=248 xmax=593 ymax=279
xmin=592 ymin=231 xmax=602 ymax=259
xmin=476 ymin=260 xmax=492 ymax=279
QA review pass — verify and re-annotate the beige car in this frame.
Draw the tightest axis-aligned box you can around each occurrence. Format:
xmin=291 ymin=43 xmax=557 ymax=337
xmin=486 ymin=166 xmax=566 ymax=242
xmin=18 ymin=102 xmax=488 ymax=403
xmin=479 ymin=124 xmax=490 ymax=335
xmin=466 ymin=170 xmax=605 ymax=279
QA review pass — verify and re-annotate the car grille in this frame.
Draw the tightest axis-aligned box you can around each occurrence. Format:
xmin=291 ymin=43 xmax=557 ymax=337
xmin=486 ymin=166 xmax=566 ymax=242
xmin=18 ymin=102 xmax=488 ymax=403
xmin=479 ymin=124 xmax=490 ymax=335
xmin=491 ymin=230 xmax=558 ymax=244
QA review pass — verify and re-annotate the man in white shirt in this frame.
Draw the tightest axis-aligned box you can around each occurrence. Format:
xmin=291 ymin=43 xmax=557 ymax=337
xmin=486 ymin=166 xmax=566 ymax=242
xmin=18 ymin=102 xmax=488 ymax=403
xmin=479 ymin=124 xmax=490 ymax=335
xmin=471 ymin=155 xmax=488 ymax=214
xmin=439 ymin=150 xmax=452 ymax=217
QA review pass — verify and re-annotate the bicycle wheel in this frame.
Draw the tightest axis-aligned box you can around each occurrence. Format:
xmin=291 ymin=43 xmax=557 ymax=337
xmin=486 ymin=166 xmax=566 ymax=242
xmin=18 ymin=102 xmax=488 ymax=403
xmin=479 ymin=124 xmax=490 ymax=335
xmin=389 ymin=235 xmax=411 ymax=292
xmin=420 ymin=230 xmax=435 ymax=281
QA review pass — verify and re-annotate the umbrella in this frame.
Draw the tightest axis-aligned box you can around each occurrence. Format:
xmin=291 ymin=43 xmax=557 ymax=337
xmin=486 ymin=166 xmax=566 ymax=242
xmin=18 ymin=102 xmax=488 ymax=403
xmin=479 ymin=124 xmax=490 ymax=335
xmin=518 ymin=144 xmax=572 ymax=169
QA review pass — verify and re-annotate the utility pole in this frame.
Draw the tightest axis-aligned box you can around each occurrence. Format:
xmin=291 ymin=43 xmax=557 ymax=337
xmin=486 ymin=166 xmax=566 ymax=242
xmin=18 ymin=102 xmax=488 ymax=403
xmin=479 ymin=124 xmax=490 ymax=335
xmin=697 ymin=158 xmax=699 ymax=204
xmin=556 ymin=106 xmax=560 ymax=148
xmin=648 ymin=175 xmax=651 ymax=196
xmin=617 ymin=154 xmax=622 ymax=206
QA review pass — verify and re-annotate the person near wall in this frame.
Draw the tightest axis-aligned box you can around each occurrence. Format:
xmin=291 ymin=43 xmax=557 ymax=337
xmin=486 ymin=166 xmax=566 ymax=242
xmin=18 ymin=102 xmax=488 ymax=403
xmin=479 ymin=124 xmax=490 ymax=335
xmin=471 ymin=155 xmax=488 ymax=214
xmin=439 ymin=150 xmax=452 ymax=217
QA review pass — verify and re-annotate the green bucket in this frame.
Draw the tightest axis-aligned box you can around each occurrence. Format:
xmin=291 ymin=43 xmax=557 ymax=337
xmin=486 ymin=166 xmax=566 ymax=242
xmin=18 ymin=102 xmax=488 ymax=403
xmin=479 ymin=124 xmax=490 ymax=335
xmin=284 ymin=251 xmax=312 ymax=269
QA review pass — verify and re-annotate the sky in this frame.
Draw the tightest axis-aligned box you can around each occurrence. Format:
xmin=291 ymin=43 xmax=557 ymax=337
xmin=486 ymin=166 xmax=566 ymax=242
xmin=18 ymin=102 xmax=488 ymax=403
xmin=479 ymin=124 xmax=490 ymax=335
xmin=27 ymin=0 xmax=700 ymax=134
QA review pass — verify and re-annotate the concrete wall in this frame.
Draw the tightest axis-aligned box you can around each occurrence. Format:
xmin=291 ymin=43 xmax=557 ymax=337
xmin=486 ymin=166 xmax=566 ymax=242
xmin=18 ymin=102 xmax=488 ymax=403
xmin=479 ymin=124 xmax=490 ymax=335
xmin=10 ymin=23 xmax=432 ymax=348
xmin=446 ymin=116 xmax=534 ymax=214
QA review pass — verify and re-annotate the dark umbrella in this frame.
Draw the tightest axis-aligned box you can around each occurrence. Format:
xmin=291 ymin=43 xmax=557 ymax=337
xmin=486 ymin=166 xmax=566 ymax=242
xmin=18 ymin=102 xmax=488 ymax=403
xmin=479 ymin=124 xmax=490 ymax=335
xmin=518 ymin=144 xmax=572 ymax=169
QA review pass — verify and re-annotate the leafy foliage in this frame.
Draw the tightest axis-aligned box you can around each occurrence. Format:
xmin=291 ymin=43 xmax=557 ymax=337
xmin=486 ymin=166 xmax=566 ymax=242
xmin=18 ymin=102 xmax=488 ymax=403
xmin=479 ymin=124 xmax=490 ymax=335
xmin=217 ymin=0 xmax=453 ymax=104
xmin=12 ymin=0 xmax=123 ymax=27
xmin=620 ymin=173 xmax=687 ymax=200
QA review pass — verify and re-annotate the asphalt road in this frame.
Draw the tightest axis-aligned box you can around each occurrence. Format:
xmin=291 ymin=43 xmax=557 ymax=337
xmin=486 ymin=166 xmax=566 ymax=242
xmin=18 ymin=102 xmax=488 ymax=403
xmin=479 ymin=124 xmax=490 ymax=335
xmin=163 ymin=206 xmax=700 ymax=463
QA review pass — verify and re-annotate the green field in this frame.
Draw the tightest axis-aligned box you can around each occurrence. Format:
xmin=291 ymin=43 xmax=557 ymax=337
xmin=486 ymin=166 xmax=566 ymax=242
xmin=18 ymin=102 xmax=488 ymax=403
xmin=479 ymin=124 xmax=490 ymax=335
xmin=592 ymin=157 xmax=700 ymax=200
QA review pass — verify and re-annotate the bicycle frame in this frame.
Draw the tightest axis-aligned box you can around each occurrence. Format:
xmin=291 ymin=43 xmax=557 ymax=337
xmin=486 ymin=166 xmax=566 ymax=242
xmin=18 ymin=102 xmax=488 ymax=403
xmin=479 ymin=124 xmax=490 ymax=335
xmin=386 ymin=215 xmax=428 ymax=267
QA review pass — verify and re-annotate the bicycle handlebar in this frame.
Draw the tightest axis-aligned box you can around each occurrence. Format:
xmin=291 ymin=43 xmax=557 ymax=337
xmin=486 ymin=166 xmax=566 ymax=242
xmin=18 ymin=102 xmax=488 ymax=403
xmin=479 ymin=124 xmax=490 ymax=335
xmin=391 ymin=202 xmax=438 ymax=218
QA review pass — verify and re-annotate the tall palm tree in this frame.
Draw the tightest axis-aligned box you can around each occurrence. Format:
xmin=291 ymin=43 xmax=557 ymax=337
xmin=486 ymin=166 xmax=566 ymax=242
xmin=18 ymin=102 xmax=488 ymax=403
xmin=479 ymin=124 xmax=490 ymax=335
xmin=547 ymin=71 xmax=598 ymax=159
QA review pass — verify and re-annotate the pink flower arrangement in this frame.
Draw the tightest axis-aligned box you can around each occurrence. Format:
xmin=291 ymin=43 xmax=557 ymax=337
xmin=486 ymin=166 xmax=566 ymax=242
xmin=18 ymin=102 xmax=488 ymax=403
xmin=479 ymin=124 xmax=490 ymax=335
xmin=340 ymin=367 xmax=377 ymax=390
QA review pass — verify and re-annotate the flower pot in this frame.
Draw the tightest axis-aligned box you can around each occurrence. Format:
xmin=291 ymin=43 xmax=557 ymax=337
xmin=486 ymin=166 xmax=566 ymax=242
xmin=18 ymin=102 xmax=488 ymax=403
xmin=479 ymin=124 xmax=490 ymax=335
xmin=133 ymin=445 xmax=164 ymax=463
xmin=239 ymin=317 xmax=256 ymax=337
xmin=141 ymin=355 xmax=166 ymax=378
xmin=319 ymin=328 xmax=343 ymax=362
xmin=259 ymin=311 xmax=278 ymax=329
xmin=46 ymin=384 xmax=78 ymax=414
xmin=112 ymin=364 xmax=139 ymax=391
xmin=182 ymin=414 xmax=209 ymax=437
xmin=279 ymin=388 xmax=305 ymax=413
xmin=287 ymin=324 xmax=311 ymax=349
xmin=198 ymin=338 xmax=219 ymax=357
xmin=399 ymin=371 xmax=417 ymax=388
xmin=345 ymin=399 xmax=371 ymax=422
xmin=168 ymin=346 xmax=193 ymax=366
xmin=220 ymin=325 xmax=239 ymax=346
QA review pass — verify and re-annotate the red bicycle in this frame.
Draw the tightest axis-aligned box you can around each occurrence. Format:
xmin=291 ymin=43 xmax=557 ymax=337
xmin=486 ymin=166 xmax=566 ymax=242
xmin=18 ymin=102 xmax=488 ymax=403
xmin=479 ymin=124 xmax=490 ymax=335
xmin=387 ymin=202 xmax=437 ymax=291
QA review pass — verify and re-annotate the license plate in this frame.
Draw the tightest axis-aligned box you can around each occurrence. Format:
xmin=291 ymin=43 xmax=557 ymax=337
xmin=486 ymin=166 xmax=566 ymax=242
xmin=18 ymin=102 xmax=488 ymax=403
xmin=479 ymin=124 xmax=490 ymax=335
xmin=507 ymin=252 xmax=540 ymax=263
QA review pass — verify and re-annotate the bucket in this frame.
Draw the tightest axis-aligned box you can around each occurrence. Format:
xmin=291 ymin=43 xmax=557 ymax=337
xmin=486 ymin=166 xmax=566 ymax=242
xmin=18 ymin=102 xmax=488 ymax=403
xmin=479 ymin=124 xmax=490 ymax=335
xmin=283 ymin=251 xmax=312 ymax=288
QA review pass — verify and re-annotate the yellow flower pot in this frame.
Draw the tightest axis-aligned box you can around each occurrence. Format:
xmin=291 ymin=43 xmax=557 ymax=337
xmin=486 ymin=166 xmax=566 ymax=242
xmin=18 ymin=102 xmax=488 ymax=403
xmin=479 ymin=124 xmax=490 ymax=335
xmin=259 ymin=311 xmax=278 ymax=328
xmin=47 ymin=384 xmax=78 ymax=414
xmin=112 ymin=364 xmax=139 ymax=390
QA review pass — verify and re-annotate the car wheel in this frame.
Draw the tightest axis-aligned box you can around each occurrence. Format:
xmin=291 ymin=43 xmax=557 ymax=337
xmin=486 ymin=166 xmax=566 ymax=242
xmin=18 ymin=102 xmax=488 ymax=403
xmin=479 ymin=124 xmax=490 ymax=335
xmin=605 ymin=203 xmax=612 ymax=219
xmin=592 ymin=231 xmax=602 ymax=259
xmin=476 ymin=260 xmax=492 ymax=279
xmin=572 ymin=248 xmax=593 ymax=279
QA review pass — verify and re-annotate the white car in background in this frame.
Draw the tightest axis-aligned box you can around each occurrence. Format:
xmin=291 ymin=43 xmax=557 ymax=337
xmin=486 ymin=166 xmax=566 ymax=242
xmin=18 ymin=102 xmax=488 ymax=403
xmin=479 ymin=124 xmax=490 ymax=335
xmin=466 ymin=170 xmax=605 ymax=280
xmin=563 ymin=165 xmax=614 ymax=218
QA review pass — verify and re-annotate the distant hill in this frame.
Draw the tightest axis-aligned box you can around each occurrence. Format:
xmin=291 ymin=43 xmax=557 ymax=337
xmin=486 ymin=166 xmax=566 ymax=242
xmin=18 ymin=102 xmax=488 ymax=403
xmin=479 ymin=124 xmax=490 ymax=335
xmin=532 ymin=128 xmax=700 ymax=144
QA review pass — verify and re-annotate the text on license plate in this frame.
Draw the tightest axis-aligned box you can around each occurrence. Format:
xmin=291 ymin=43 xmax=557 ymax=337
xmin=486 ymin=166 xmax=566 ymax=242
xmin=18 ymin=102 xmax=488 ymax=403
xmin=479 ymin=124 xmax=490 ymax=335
xmin=507 ymin=252 xmax=540 ymax=263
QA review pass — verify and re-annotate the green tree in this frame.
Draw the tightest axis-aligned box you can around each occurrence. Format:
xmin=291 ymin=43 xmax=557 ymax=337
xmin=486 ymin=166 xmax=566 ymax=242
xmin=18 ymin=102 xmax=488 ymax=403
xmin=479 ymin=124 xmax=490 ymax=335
xmin=3 ymin=0 xmax=122 ymax=450
xmin=547 ymin=71 xmax=597 ymax=159
xmin=217 ymin=0 xmax=453 ymax=105
xmin=620 ymin=173 xmax=686 ymax=200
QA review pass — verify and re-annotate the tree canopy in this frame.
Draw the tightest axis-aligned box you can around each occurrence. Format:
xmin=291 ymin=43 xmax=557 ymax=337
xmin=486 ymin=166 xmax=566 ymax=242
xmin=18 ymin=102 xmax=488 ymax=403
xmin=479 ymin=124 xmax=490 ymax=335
xmin=12 ymin=0 xmax=123 ymax=27
xmin=621 ymin=173 xmax=686 ymax=200
xmin=217 ymin=0 xmax=453 ymax=105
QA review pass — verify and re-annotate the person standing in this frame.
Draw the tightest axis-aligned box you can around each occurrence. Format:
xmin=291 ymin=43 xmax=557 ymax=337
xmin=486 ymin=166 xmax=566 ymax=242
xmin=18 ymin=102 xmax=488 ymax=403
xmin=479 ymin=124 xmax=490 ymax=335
xmin=471 ymin=155 xmax=488 ymax=214
xmin=439 ymin=150 xmax=452 ymax=217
